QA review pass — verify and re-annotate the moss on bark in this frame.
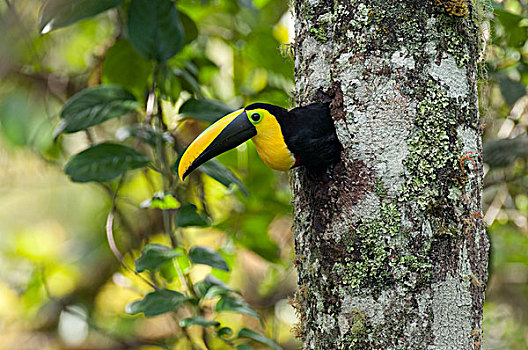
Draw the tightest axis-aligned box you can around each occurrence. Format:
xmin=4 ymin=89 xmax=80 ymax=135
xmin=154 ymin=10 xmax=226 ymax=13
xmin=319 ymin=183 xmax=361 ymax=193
xmin=292 ymin=0 xmax=488 ymax=348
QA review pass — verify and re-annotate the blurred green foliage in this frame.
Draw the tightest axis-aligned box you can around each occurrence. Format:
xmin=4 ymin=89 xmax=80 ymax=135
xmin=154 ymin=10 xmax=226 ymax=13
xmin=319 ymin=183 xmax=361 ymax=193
xmin=0 ymin=0 xmax=528 ymax=349
xmin=480 ymin=1 xmax=528 ymax=348
xmin=0 ymin=0 xmax=295 ymax=348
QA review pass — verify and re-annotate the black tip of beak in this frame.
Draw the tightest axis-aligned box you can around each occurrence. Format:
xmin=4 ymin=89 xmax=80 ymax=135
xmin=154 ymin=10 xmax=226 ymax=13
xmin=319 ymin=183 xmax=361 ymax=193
xmin=178 ymin=153 xmax=191 ymax=181
xmin=181 ymin=168 xmax=190 ymax=181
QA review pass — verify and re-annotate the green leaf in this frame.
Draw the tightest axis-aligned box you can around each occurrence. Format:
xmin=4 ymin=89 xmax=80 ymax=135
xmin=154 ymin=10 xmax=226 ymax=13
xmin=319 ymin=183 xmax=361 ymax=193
xmin=126 ymin=289 xmax=188 ymax=316
xmin=238 ymin=328 xmax=281 ymax=350
xmin=64 ymin=143 xmax=150 ymax=183
xmin=236 ymin=345 xmax=252 ymax=350
xmin=173 ymin=67 xmax=201 ymax=95
xmin=199 ymin=159 xmax=249 ymax=197
xmin=493 ymin=6 xmax=527 ymax=48
xmin=211 ymin=251 xmax=234 ymax=283
xmin=102 ymin=40 xmax=152 ymax=99
xmin=180 ymin=11 xmax=198 ymax=45
xmin=55 ymin=86 xmax=139 ymax=135
xmin=189 ymin=246 xmax=230 ymax=271
xmin=116 ymin=124 xmax=174 ymax=146
xmin=135 ymin=244 xmax=181 ymax=273
xmin=159 ymin=250 xmax=186 ymax=282
xmin=175 ymin=254 xmax=191 ymax=273
xmin=179 ymin=316 xmax=220 ymax=328
xmin=140 ymin=193 xmax=181 ymax=210
xmin=159 ymin=65 xmax=183 ymax=101
xmin=128 ymin=0 xmax=184 ymax=61
xmin=184 ymin=61 xmax=199 ymax=76
xmin=215 ymin=295 xmax=259 ymax=319
xmin=194 ymin=275 xmax=232 ymax=298
xmin=40 ymin=0 xmax=124 ymax=33
xmin=177 ymin=203 xmax=210 ymax=227
xmin=179 ymin=98 xmax=235 ymax=123
xmin=204 ymin=285 xmax=232 ymax=299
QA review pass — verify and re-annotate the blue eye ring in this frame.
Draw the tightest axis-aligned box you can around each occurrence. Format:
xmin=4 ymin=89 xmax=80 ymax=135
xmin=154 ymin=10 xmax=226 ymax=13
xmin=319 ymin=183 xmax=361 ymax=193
xmin=249 ymin=111 xmax=262 ymax=124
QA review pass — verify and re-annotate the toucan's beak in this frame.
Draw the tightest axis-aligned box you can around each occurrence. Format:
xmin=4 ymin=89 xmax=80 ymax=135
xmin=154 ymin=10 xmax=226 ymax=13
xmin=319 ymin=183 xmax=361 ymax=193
xmin=178 ymin=109 xmax=256 ymax=181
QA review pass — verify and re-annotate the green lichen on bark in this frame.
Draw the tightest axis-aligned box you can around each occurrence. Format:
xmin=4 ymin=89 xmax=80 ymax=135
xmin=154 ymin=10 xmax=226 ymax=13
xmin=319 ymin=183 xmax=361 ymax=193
xmin=309 ymin=26 xmax=328 ymax=42
xmin=342 ymin=308 xmax=367 ymax=344
xmin=340 ymin=200 xmax=432 ymax=294
xmin=299 ymin=1 xmax=333 ymax=42
xmin=293 ymin=0 xmax=487 ymax=349
xmin=400 ymin=83 xmax=463 ymax=212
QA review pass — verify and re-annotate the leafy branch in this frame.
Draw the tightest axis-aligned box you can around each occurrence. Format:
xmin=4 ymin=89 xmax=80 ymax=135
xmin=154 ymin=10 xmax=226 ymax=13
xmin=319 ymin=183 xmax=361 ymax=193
xmin=45 ymin=0 xmax=281 ymax=349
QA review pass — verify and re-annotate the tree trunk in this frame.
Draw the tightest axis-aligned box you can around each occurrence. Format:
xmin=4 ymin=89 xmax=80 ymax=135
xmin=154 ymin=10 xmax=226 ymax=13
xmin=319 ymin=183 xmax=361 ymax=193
xmin=291 ymin=1 xmax=489 ymax=349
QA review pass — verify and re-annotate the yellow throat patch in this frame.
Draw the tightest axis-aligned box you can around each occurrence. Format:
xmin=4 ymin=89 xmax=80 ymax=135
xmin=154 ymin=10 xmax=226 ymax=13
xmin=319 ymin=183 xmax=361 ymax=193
xmin=247 ymin=108 xmax=295 ymax=171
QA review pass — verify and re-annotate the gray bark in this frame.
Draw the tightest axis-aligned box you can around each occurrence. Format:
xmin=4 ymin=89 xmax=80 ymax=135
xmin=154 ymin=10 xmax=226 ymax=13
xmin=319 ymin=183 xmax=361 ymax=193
xmin=291 ymin=1 xmax=489 ymax=349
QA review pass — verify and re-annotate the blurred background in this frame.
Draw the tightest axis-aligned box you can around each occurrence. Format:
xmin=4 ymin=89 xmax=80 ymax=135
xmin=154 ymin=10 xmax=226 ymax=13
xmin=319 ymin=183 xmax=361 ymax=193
xmin=0 ymin=0 xmax=527 ymax=349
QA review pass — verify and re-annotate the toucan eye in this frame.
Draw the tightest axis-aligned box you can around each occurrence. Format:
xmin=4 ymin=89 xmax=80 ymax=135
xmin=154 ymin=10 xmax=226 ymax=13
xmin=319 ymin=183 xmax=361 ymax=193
xmin=249 ymin=112 xmax=262 ymax=124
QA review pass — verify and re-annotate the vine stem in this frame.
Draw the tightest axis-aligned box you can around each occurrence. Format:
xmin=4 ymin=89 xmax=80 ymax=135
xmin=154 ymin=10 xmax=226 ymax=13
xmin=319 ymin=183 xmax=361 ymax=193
xmin=105 ymin=208 xmax=159 ymax=290
xmin=134 ymin=64 xmax=159 ymax=149
xmin=146 ymin=65 xmax=191 ymax=294
xmin=142 ymin=61 xmax=212 ymax=350
xmin=105 ymin=210 xmax=124 ymax=264
xmin=85 ymin=130 xmax=95 ymax=145
xmin=105 ymin=175 xmax=158 ymax=290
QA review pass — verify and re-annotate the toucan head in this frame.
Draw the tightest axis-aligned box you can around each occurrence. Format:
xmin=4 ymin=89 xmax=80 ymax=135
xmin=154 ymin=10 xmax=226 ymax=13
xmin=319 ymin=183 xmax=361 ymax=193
xmin=178 ymin=103 xmax=296 ymax=181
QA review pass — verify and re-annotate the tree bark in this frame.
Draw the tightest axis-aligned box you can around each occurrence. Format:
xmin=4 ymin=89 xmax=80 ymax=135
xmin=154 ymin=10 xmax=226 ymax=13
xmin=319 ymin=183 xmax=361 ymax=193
xmin=291 ymin=1 xmax=489 ymax=349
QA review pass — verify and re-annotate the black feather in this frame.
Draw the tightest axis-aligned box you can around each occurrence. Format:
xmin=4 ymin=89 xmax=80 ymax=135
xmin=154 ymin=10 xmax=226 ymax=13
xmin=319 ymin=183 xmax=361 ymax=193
xmin=246 ymin=102 xmax=343 ymax=172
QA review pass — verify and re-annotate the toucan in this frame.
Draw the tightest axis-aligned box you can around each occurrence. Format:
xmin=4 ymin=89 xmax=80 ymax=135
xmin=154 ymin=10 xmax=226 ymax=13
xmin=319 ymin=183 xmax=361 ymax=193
xmin=177 ymin=102 xmax=342 ymax=181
